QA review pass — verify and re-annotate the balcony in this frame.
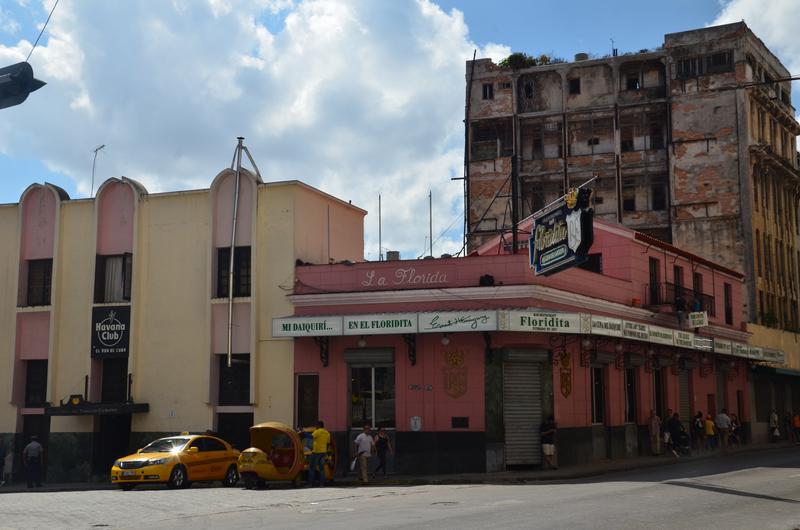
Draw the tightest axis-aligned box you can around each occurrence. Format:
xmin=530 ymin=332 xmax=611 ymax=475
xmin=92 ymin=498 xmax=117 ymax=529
xmin=644 ymin=282 xmax=716 ymax=317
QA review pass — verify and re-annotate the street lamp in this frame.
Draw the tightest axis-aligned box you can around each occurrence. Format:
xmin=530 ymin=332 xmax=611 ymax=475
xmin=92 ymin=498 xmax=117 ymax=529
xmin=90 ymin=144 xmax=105 ymax=197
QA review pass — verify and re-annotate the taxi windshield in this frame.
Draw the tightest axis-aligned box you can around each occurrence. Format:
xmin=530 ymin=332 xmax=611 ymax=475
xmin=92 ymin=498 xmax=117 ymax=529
xmin=141 ymin=437 xmax=191 ymax=453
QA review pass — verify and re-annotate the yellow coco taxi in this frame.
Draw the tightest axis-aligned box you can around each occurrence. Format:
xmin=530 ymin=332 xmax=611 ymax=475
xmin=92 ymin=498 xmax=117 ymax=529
xmin=111 ymin=434 xmax=240 ymax=490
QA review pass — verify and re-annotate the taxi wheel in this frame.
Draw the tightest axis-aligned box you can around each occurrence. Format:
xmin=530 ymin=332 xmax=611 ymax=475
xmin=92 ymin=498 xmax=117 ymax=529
xmin=222 ymin=465 xmax=239 ymax=487
xmin=119 ymin=484 xmax=135 ymax=491
xmin=167 ymin=465 xmax=189 ymax=489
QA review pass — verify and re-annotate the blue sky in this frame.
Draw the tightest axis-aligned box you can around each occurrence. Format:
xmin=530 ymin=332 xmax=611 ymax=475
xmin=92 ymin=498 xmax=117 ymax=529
xmin=0 ymin=0 xmax=796 ymax=258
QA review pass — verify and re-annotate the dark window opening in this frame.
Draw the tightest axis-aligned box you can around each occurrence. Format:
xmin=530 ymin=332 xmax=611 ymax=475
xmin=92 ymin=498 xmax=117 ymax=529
xmin=651 ymin=185 xmax=667 ymax=211
xmin=578 ymin=253 xmax=603 ymax=274
xmin=568 ymin=78 xmax=581 ymax=95
xmin=524 ymin=82 xmax=534 ymax=99
xmin=724 ymin=283 xmax=733 ymax=325
xmin=482 ymin=83 xmax=494 ymax=100
xmin=653 ymin=368 xmax=665 ymax=419
xmin=94 ymin=254 xmax=133 ymax=303
xmin=218 ymin=354 xmax=250 ymax=406
xmin=591 ymin=366 xmax=605 ymax=424
xmin=626 ymin=75 xmax=640 ymax=91
xmin=621 ymin=126 xmax=634 ymax=152
xmin=649 ymin=257 xmax=660 ymax=304
xmin=451 ymin=417 xmax=470 ymax=429
xmin=471 ymin=119 xmax=514 ymax=160
xmin=25 ymin=360 xmax=48 ymax=407
xmin=624 ymin=368 xmax=637 ymax=424
xmin=101 ymin=358 xmax=129 ymax=403
xmin=622 ymin=187 xmax=636 ymax=212
xmin=26 ymin=259 xmax=52 ymax=307
xmin=217 ymin=246 xmax=251 ymax=298
xmin=587 ymin=137 xmax=599 ymax=146
xmin=296 ymin=374 xmax=320 ymax=429
xmin=706 ymin=51 xmax=733 ymax=74
xmin=499 ymin=82 xmax=512 ymax=89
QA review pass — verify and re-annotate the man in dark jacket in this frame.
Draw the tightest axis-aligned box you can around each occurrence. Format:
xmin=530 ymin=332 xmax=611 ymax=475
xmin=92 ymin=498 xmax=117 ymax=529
xmin=666 ymin=413 xmax=683 ymax=458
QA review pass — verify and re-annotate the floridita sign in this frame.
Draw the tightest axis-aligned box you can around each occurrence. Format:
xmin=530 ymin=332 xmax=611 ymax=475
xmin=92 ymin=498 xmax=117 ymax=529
xmin=530 ymin=187 xmax=594 ymax=276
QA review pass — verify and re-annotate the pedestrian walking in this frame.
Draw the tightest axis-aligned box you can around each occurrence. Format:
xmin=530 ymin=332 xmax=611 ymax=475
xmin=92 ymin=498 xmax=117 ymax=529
xmin=769 ymin=410 xmax=780 ymax=442
xmin=715 ymin=408 xmax=731 ymax=451
xmin=704 ymin=415 xmax=717 ymax=451
xmin=666 ymin=413 xmax=683 ymax=458
xmin=792 ymin=412 xmax=800 ymax=444
xmin=23 ymin=435 xmax=44 ymax=488
xmin=540 ymin=415 xmax=557 ymax=469
xmin=372 ymin=428 xmax=393 ymax=478
xmin=353 ymin=424 xmax=375 ymax=484
xmin=307 ymin=420 xmax=330 ymax=487
xmin=729 ymin=413 xmax=742 ymax=446
xmin=648 ymin=410 xmax=661 ymax=455
xmin=692 ymin=411 xmax=705 ymax=451
xmin=661 ymin=408 xmax=673 ymax=453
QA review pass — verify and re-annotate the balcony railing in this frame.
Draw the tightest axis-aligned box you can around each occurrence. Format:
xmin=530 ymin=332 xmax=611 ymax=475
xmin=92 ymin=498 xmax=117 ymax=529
xmin=644 ymin=282 xmax=716 ymax=317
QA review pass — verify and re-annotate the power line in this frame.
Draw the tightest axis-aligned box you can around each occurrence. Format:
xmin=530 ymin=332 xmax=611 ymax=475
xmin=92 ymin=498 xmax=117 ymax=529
xmin=26 ymin=0 xmax=60 ymax=62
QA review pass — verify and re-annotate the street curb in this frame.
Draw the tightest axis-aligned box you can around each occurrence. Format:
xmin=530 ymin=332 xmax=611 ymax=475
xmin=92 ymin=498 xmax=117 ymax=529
xmin=0 ymin=443 xmax=794 ymax=493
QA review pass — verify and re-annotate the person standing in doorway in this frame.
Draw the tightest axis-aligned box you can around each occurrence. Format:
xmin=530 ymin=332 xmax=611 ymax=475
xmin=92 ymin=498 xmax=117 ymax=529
xmin=648 ymin=410 xmax=661 ymax=455
xmin=23 ymin=436 xmax=44 ymax=488
xmin=540 ymin=416 xmax=557 ymax=469
xmin=769 ymin=410 xmax=780 ymax=442
xmin=372 ymin=428 xmax=394 ymax=478
xmin=353 ymin=424 xmax=375 ymax=484
xmin=307 ymin=420 xmax=330 ymax=487
xmin=715 ymin=408 xmax=731 ymax=451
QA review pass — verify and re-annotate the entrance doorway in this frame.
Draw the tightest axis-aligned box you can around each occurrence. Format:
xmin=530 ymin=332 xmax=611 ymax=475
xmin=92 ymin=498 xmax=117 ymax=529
xmin=502 ymin=350 xmax=548 ymax=467
xmin=217 ymin=412 xmax=253 ymax=451
xmin=93 ymin=414 xmax=131 ymax=474
xmin=349 ymin=365 xmax=395 ymax=430
xmin=19 ymin=414 xmax=50 ymax=481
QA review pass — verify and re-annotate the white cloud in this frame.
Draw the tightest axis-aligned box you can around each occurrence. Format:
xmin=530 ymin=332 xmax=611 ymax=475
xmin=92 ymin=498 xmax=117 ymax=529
xmin=0 ymin=0 xmax=502 ymax=259
xmin=0 ymin=8 xmax=20 ymax=34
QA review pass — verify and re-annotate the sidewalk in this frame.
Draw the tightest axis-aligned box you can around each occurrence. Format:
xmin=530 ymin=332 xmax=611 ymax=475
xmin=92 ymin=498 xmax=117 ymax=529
xmin=0 ymin=441 xmax=794 ymax=494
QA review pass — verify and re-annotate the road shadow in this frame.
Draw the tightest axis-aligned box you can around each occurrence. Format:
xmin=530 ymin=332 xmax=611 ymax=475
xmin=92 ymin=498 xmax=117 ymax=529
xmin=664 ymin=479 xmax=800 ymax=504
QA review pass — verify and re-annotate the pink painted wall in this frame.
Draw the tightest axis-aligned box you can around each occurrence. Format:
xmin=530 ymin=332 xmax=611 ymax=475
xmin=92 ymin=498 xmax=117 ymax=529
xmin=15 ymin=312 xmax=50 ymax=360
xmin=96 ymin=181 xmax=134 ymax=254
xmin=212 ymin=171 xmax=254 ymax=247
xmin=294 ymin=333 xmax=485 ymax=433
xmin=211 ymin=303 xmax=251 ymax=354
xmin=20 ymin=186 xmax=56 ymax=260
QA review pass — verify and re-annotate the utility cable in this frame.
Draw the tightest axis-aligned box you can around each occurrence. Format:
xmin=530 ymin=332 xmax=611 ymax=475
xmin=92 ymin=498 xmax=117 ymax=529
xmin=26 ymin=0 xmax=60 ymax=62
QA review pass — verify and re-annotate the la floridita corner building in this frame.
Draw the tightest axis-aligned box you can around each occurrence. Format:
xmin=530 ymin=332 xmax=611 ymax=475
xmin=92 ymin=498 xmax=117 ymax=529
xmin=0 ymin=170 xmax=796 ymax=481
xmin=0 ymin=170 xmax=364 ymax=482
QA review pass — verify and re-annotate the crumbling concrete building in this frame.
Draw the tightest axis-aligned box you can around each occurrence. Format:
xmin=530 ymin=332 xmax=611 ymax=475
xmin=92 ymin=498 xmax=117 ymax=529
xmin=465 ymin=22 xmax=799 ymax=328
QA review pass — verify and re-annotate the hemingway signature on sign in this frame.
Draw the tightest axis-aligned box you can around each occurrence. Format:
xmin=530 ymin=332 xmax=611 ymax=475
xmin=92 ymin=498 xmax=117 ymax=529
xmin=426 ymin=314 xmax=490 ymax=330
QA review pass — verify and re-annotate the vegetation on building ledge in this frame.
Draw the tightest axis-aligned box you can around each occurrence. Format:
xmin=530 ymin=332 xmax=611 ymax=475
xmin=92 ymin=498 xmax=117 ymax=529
xmin=498 ymin=52 xmax=565 ymax=70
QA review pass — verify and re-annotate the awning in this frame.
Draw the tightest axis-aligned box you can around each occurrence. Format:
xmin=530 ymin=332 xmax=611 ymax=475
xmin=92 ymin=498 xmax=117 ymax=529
xmin=45 ymin=394 xmax=149 ymax=416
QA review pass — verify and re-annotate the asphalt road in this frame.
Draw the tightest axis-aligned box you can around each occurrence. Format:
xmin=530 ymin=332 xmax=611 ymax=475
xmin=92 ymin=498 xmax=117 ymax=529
xmin=1 ymin=448 xmax=799 ymax=530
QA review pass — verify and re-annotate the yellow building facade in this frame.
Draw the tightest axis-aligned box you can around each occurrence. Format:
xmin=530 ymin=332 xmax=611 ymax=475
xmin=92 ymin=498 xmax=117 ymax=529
xmin=0 ymin=170 xmax=364 ymax=481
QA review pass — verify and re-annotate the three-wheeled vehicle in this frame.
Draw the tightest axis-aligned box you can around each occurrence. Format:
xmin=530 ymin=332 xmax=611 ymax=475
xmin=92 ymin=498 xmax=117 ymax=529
xmin=237 ymin=421 xmax=336 ymax=489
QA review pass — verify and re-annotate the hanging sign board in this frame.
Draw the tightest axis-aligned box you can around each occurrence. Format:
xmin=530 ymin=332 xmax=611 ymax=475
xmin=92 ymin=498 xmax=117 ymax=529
xmin=688 ymin=311 xmax=709 ymax=328
xmin=713 ymin=339 xmax=732 ymax=356
xmin=674 ymin=330 xmax=695 ymax=349
xmin=647 ymin=325 xmax=675 ymax=346
xmin=418 ymin=311 xmax=497 ymax=333
xmin=530 ymin=188 xmax=594 ymax=276
xmin=91 ymin=306 xmax=131 ymax=358
xmin=343 ymin=313 xmax=418 ymax=335
xmin=272 ymin=316 xmax=343 ymax=337
xmin=589 ymin=315 xmax=624 ymax=337
xmin=498 ymin=310 xmax=585 ymax=334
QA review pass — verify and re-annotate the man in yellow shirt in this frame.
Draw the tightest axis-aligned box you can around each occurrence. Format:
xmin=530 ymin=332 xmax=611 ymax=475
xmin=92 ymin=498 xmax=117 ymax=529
xmin=308 ymin=420 xmax=331 ymax=487
xmin=704 ymin=415 xmax=717 ymax=451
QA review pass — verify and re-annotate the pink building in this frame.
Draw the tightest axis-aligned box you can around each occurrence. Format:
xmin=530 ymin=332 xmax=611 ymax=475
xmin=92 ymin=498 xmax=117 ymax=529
xmin=277 ymin=220 xmax=766 ymax=473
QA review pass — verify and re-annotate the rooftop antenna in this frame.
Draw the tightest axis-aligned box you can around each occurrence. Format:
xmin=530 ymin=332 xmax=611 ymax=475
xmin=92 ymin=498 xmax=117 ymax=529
xmin=226 ymin=136 xmax=262 ymax=369
xmin=429 ymin=190 xmax=433 ymax=258
xmin=378 ymin=194 xmax=382 ymax=261
xmin=610 ymin=37 xmax=618 ymax=57
xmin=90 ymin=144 xmax=105 ymax=197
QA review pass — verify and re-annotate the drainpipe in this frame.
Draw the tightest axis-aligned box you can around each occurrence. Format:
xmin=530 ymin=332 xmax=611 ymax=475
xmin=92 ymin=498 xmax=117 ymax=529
xmin=227 ymin=137 xmax=244 ymax=368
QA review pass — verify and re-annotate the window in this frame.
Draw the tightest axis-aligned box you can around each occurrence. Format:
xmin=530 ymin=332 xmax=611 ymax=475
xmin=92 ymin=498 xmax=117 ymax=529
xmin=498 ymin=82 xmax=512 ymax=89
xmin=296 ymin=374 xmax=320 ymax=429
xmin=753 ymin=174 xmax=759 ymax=211
xmin=626 ymin=74 xmax=640 ymax=91
xmin=568 ymin=118 xmax=614 ymax=155
xmin=218 ymin=354 xmax=250 ymax=406
xmin=649 ymin=257 xmax=660 ymax=304
xmin=724 ymin=283 xmax=733 ymax=325
xmin=621 ymin=125 xmax=634 ymax=152
xmin=25 ymin=360 xmax=48 ymax=407
xmin=101 ymin=358 xmax=128 ymax=403
xmin=522 ymin=121 xmax=562 ymax=160
xmin=217 ymin=246 xmax=251 ymax=298
xmin=94 ymin=254 xmax=133 ymax=303
xmin=482 ymin=83 xmax=494 ymax=100
xmin=26 ymin=259 xmax=52 ymax=306
xmin=692 ymin=272 xmax=704 ymax=310
xmin=471 ymin=119 xmax=513 ymax=160
xmin=706 ymin=51 xmax=733 ymax=74
xmin=568 ymin=78 xmax=581 ymax=95
xmin=624 ymin=368 xmax=637 ymax=424
xmin=523 ymin=82 xmax=534 ymax=99
xmin=755 ymin=230 xmax=762 ymax=276
xmin=350 ymin=365 xmax=395 ymax=429
xmin=622 ymin=186 xmax=636 ymax=212
xmin=203 ymin=437 xmax=227 ymax=452
xmin=578 ymin=253 xmax=603 ymax=273
xmin=651 ymin=185 xmax=667 ymax=211
xmin=653 ymin=368 xmax=665 ymax=419
xmin=591 ymin=366 xmax=605 ymax=424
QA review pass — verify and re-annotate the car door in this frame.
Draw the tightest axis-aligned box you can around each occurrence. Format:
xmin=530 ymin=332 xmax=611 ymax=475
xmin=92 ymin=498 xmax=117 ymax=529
xmin=203 ymin=437 xmax=230 ymax=480
xmin=184 ymin=438 xmax=208 ymax=481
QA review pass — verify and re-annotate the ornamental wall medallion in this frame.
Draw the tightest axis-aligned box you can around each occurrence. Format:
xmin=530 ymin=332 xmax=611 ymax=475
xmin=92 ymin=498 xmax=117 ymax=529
xmin=443 ymin=350 xmax=467 ymax=399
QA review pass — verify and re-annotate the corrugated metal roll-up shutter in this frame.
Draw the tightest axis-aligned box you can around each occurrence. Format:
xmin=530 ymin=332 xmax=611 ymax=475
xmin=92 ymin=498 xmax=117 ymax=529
xmin=679 ymin=370 xmax=690 ymax=422
xmin=503 ymin=361 xmax=542 ymax=466
xmin=344 ymin=348 xmax=394 ymax=364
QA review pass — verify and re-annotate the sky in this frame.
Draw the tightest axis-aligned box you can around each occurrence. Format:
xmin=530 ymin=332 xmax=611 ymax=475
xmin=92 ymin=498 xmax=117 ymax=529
xmin=0 ymin=0 xmax=798 ymax=261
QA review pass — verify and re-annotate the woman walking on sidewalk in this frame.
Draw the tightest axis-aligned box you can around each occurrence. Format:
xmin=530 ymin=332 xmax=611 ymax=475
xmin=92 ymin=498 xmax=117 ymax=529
xmin=372 ymin=428 xmax=393 ymax=478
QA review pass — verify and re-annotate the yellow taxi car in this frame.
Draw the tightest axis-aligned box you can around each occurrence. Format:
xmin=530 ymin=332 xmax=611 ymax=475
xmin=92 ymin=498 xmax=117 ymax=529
xmin=110 ymin=433 xmax=240 ymax=490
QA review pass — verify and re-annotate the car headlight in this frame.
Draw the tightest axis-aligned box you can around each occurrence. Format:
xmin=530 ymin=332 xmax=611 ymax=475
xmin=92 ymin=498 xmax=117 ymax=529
xmin=113 ymin=460 xmax=121 ymax=468
xmin=147 ymin=457 xmax=169 ymax=466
